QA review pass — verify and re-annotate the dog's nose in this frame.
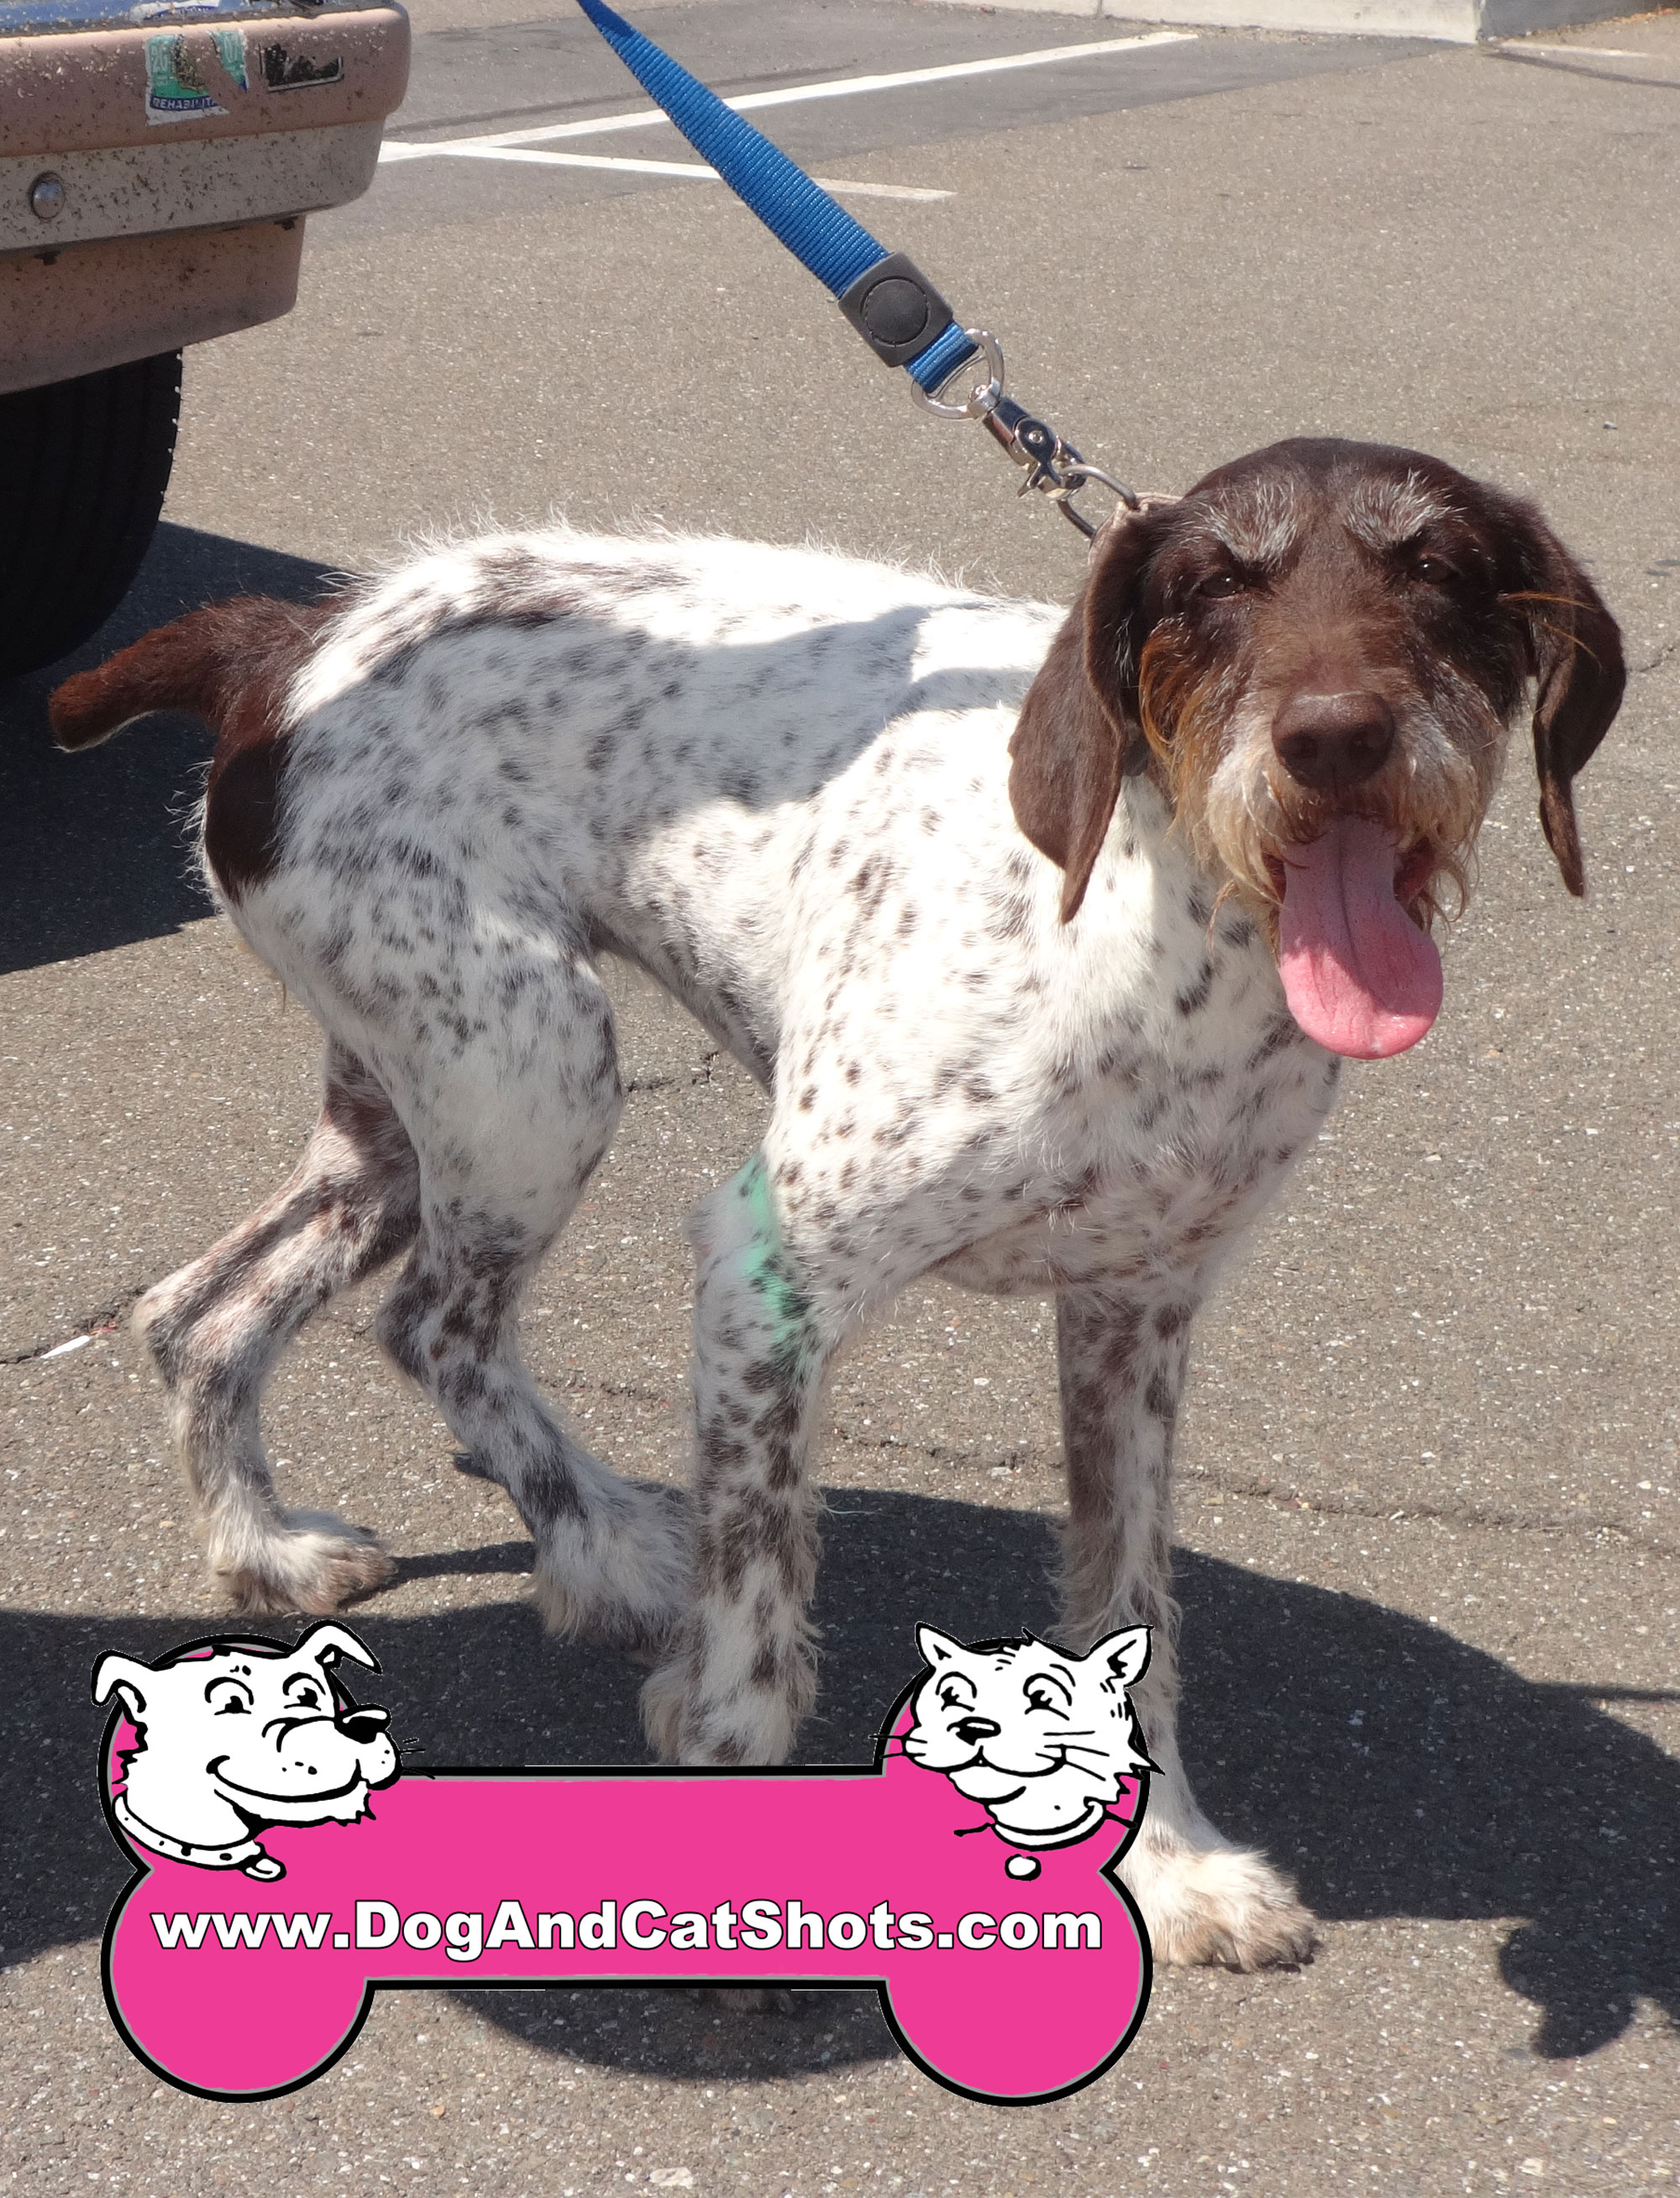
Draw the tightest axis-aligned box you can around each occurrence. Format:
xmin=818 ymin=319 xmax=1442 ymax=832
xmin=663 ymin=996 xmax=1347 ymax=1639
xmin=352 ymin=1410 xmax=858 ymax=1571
xmin=339 ymin=1708 xmax=390 ymax=1743
xmin=953 ymin=1717 xmax=1002 ymax=1745
xmin=1273 ymin=692 xmax=1396 ymax=792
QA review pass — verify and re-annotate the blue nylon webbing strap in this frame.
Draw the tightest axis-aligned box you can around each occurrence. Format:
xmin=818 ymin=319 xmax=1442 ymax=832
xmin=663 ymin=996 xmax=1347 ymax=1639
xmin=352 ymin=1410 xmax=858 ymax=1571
xmin=574 ymin=0 xmax=978 ymax=394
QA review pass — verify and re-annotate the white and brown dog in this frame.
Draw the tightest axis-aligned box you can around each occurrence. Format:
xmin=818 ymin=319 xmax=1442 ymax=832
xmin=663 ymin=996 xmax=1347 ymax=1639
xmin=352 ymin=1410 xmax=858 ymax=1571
xmin=55 ymin=438 xmax=1623 ymax=1965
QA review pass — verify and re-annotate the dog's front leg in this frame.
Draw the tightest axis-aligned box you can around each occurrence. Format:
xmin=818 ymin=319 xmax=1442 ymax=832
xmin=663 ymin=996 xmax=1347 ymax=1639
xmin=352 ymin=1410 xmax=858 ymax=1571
xmin=1056 ymin=1283 xmax=1316 ymax=1970
xmin=643 ymin=1155 xmax=840 ymax=1767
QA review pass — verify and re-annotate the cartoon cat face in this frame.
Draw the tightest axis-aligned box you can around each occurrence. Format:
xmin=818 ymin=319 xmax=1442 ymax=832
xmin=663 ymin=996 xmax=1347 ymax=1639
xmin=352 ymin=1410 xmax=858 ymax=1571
xmin=901 ymin=1627 xmax=1154 ymax=1849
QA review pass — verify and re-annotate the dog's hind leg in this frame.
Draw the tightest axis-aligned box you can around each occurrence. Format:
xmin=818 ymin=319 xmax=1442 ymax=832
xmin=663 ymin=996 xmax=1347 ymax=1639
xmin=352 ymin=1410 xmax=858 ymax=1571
xmin=137 ymin=1044 xmax=422 ymax=1614
xmin=372 ymin=945 xmax=686 ymax=1655
xmin=1056 ymin=1282 xmax=1318 ymax=1971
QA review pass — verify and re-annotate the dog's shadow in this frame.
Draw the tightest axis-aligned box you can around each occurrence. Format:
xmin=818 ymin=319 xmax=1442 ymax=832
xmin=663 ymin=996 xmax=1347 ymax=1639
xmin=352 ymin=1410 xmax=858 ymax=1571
xmin=12 ymin=1491 xmax=1676 ymax=2081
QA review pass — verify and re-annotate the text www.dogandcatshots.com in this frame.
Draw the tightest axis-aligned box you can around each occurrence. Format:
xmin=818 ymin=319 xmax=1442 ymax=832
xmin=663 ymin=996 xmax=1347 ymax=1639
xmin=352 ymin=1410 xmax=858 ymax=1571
xmin=150 ymin=1896 xmax=1105 ymax=1959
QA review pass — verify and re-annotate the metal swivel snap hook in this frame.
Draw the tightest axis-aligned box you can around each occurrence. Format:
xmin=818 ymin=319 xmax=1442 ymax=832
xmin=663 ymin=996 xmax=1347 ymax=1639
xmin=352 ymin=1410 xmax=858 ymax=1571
xmin=911 ymin=330 xmax=1140 ymax=539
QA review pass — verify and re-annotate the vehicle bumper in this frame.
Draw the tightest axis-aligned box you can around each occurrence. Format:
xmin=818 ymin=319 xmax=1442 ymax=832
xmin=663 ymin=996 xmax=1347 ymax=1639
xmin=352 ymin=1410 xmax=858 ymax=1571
xmin=0 ymin=1 xmax=407 ymax=391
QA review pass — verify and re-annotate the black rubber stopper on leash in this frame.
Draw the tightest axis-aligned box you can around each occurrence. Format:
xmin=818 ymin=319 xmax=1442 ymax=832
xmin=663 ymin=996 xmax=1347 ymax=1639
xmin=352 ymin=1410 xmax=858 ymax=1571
xmin=837 ymin=252 xmax=954 ymax=368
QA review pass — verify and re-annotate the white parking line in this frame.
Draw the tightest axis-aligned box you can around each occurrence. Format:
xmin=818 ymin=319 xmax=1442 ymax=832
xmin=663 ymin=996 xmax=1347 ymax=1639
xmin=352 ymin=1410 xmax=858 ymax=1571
xmin=1494 ymin=40 xmax=1641 ymax=55
xmin=417 ymin=144 xmax=951 ymax=200
xmin=380 ymin=29 xmax=1196 ymax=164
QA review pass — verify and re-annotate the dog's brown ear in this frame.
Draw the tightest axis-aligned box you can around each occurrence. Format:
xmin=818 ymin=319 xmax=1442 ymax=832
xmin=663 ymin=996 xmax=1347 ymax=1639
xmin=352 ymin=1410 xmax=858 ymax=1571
xmin=1498 ymin=510 xmax=1625 ymax=897
xmin=1008 ymin=506 xmax=1167 ymax=923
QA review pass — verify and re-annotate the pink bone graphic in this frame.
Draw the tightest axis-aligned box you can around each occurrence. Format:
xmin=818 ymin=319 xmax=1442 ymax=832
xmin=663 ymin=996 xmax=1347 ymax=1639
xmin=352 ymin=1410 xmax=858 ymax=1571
xmin=102 ymin=1702 xmax=1150 ymax=2105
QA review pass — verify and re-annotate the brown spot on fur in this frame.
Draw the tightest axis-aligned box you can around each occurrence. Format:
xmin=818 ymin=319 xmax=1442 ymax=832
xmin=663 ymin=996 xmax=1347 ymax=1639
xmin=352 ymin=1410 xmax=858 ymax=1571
xmin=51 ymin=596 xmax=335 ymax=900
xmin=1008 ymin=503 xmax=1176 ymax=923
xmin=1502 ymin=571 xmax=1625 ymax=898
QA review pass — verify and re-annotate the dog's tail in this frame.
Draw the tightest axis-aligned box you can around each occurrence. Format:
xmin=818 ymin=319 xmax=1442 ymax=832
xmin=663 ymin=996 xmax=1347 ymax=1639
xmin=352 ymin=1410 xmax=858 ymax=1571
xmin=49 ymin=596 xmax=333 ymax=752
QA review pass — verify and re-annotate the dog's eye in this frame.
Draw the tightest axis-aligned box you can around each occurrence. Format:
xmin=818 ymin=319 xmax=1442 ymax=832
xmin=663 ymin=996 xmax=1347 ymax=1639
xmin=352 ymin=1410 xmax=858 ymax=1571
xmin=1399 ymin=537 xmax=1462 ymax=587
xmin=1194 ymin=572 xmax=1249 ymax=601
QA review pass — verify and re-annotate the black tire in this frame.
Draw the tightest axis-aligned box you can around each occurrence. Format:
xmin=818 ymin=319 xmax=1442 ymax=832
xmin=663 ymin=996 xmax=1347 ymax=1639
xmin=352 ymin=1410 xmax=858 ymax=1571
xmin=0 ymin=349 xmax=183 ymax=680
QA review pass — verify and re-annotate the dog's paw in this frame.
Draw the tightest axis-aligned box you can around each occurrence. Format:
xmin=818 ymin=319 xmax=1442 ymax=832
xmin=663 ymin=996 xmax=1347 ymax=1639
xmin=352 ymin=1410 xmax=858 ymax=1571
xmin=1121 ymin=1833 xmax=1318 ymax=1971
xmin=638 ymin=1647 xmax=811 ymax=1769
xmin=639 ymin=1650 xmax=690 ymax=1761
xmin=533 ymin=1481 xmax=689 ymax=1654
xmin=216 ymin=1513 xmax=396 ymax=1617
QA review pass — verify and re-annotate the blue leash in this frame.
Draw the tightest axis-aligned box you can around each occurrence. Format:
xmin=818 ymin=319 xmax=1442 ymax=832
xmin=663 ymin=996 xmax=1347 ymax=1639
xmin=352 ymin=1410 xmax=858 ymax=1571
xmin=574 ymin=0 xmax=1136 ymax=538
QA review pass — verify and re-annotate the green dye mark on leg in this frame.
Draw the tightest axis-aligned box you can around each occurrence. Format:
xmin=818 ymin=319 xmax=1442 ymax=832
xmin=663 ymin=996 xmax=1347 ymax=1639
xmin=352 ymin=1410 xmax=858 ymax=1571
xmin=734 ymin=1155 xmax=811 ymax=1354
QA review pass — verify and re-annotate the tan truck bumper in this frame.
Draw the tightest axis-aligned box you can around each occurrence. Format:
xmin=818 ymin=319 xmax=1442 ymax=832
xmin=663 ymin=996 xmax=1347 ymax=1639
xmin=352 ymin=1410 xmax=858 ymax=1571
xmin=0 ymin=3 xmax=409 ymax=392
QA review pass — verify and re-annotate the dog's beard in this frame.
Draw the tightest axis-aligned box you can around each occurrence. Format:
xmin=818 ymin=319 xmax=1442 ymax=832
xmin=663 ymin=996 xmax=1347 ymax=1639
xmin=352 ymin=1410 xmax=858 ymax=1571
xmin=1138 ymin=636 xmax=1505 ymax=932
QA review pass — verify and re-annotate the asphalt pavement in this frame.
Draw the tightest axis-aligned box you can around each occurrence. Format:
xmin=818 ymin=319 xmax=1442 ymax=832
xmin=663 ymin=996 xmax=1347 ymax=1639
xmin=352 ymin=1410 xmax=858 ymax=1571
xmin=2 ymin=2 xmax=1677 ymax=2192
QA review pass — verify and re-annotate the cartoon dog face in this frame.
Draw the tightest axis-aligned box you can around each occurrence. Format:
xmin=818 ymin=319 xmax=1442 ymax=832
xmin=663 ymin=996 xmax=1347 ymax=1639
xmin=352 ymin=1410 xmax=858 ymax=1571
xmin=93 ymin=1624 xmax=399 ymax=1877
xmin=902 ymin=1627 xmax=1155 ymax=1849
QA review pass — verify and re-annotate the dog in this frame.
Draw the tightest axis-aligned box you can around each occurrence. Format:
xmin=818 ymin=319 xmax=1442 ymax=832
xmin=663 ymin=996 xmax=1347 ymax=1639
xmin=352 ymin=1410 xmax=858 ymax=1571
xmin=93 ymin=1623 xmax=398 ymax=1879
xmin=52 ymin=436 xmax=1623 ymax=1966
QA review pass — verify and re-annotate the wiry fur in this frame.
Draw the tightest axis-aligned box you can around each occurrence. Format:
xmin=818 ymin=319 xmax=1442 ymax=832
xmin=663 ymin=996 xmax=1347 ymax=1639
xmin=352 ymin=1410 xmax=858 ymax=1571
xmin=51 ymin=437 xmax=1621 ymax=1971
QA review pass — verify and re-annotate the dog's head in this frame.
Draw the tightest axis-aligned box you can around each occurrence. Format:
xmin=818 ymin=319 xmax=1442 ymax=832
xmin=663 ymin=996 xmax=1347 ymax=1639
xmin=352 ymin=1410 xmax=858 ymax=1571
xmin=1009 ymin=437 xmax=1625 ymax=1058
xmin=94 ymin=1624 xmax=399 ymax=1830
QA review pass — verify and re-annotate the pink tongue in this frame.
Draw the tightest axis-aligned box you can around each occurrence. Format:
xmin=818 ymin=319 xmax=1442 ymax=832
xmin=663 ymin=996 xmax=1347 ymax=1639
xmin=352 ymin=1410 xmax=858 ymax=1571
xmin=1277 ymin=816 xmax=1442 ymax=1059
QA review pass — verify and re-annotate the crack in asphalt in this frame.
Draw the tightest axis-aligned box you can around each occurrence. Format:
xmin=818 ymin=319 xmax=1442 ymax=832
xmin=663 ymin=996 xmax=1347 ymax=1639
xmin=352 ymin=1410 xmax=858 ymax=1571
xmin=796 ymin=1415 xmax=1680 ymax=1559
xmin=11 ymin=1326 xmax=1669 ymax=1560
xmin=517 ymin=1378 xmax=1680 ymax=1557
xmin=3 ymin=1283 xmax=149 ymax=1367
xmin=1179 ymin=1463 xmax=1678 ymax=1559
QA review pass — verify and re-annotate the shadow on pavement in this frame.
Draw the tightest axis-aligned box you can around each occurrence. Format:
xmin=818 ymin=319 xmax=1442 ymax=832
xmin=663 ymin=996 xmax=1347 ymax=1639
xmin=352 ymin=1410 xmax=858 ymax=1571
xmin=7 ymin=1492 xmax=1673 ymax=2075
xmin=0 ymin=522 xmax=338 ymax=977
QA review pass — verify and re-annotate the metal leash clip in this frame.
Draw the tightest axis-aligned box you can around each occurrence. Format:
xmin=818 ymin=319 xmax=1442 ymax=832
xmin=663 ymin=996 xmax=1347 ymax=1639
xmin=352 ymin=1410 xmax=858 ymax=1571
xmin=911 ymin=328 xmax=1140 ymax=539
